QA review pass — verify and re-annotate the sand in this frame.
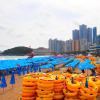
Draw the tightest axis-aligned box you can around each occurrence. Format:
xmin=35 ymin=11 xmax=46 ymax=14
xmin=0 ymin=75 xmax=22 ymax=100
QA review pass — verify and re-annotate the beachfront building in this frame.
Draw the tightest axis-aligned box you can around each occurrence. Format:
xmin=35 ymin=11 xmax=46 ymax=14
xmin=72 ymin=40 xmax=80 ymax=52
xmin=93 ymin=27 xmax=97 ymax=44
xmin=49 ymin=39 xmax=53 ymax=52
xmin=80 ymin=39 xmax=88 ymax=51
xmin=97 ymin=35 xmax=100 ymax=45
xmin=72 ymin=29 xmax=79 ymax=40
xmin=72 ymin=24 xmax=98 ymax=52
xmin=87 ymin=28 xmax=92 ymax=45
xmin=49 ymin=24 xmax=99 ymax=53
xmin=49 ymin=39 xmax=57 ymax=52
xmin=65 ymin=40 xmax=72 ymax=52
xmin=49 ymin=39 xmax=64 ymax=53
xmin=89 ymin=45 xmax=100 ymax=55
xmin=79 ymin=24 xmax=88 ymax=40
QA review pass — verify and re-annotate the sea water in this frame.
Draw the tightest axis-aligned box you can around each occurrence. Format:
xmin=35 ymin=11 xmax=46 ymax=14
xmin=0 ymin=56 xmax=27 ymax=60
xmin=0 ymin=55 xmax=50 ymax=60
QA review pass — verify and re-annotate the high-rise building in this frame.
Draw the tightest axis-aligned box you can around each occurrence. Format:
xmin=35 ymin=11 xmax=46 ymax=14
xmin=49 ymin=39 xmax=57 ymax=52
xmin=79 ymin=24 xmax=87 ymax=40
xmin=74 ymin=40 xmax=80 ymax=51
xmin=72 ymin=40 xmax=75 ymax=51
xmin=97 ymin=35 xmax=100 ymax=45
xmin=72 ymin=29 xmax=79 ymax=40
xmin=49 ymin=39 xmax=53 ymax=52
xmin=93 ymin=27 xmax=97 ymax=44
xmin=49 ymin=39 xmax=64 ymax=53
xmin=53 ymin=39 xmax=58 ymax=52
xmin=49 ymin=25 xmax=98 ymax=53
xmin=80 ymin=39 xmax=88 ymax=51
xmin=72 ymin=40 xmax=80 ymax=51
xmin=56 ymin=40 xmax=63 ymax=53
xmin=65 ymin=40 xmax=72 ymax=52
xmin=63 ymin=41 xmax=67 ymax=52
xmin=87 ymin=28 xmax=92 ymax=45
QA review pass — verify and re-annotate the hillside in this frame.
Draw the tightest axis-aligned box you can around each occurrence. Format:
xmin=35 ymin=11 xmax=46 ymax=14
xmin=2 ymin=46 xmax=33 ymax=55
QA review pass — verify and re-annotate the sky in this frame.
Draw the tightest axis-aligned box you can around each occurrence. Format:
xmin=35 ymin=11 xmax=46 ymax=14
xmin=0 ymin=0 xmax=100 ymax=51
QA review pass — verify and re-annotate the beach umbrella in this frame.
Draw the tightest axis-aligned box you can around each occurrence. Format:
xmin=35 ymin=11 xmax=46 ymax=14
xmin=84 ymin=63 xmax=95 ymax=70
xmin=85 ymin=78 xmax=88 ymax=88
xmin=10 ymin=71 xmax=15 ymax=87
xmin=78 ymin=63 xmax=85 ymax=70
xmin=29 ymin=66 xmax=33 ymax=72
xmin=51 ymin=64 xmax=54 ymax=71
xmin=22 ymin=68 xmax=25 ymax=75
xmin=78 ymin=62 xmax=95 ymax=70
xmin=23 ymin=67 xmax=28 ymax=75
xmin=6 ymin=69 xmax=9 ymax=75
xmin=33 ymin=63 xmax=38 ymax=72
xmin=17 ymin=67 xmax=21 ymax=76
xmin=26 ymin=67 xmax=29 ymax=74
xmin=17 ymin=64 xmax=21 ymax=76
xmin=0 ymin=73 xmax=7 ymax=92
xmin=91 ymin=69 xmax=96 ymax=76
xmin=84 ymin=63 xmax=95 ymax=76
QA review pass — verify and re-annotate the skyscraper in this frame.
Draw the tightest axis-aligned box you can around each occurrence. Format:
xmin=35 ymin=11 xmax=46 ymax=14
xmin=53 ymin=39 xmax=58 ymax=52
xmin=49 ymin=39 xmax=54 ymax=52
xmin=72 ymin=40 xmax=80 ymax=51
xmin=79 ymin=24 xmax=87 ymax=40
xmin=87 ymin=28 xmax=92 ymax=45
xmin=57 ymin=40 xmax=64 ymax=53
xmin=97 ymin=35 xmax=100 ymax=45
xmin=49 ymin=39 xmax=57 ymax=52
xmin=49 ymin=39 xmax=64 ymax=53
xmin=72 ymin=29 xmax=79 ymax=40
xmin=65 ymin=40 xmax=72 ymax=52
xmin=93 ymin=27 xmax=97 ymax=44
xmin=80 ymin=39 xmax=88 ymax=51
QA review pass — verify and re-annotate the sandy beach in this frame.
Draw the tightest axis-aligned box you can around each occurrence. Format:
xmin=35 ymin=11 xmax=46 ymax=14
xmin=0 ymin=75 xmax=22 ymax=100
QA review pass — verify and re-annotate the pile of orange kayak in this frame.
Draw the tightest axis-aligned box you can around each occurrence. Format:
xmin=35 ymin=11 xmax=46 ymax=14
xmin=21 ymin=72 xmax=100 ymax=100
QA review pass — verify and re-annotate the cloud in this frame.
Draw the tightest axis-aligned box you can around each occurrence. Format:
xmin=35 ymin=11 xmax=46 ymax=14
xmin=0 ymin=0 xmax=100 ymax=50
xmin=0 ymin=25 xmax=6 ymax=30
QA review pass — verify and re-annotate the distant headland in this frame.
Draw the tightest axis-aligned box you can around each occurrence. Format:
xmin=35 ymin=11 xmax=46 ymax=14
xmin=0 ymin=46 xmax=51 ymax=56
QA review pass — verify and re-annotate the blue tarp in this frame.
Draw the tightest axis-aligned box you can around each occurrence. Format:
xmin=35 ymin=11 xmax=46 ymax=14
xmin=0 ymin=56 xmax=51 ymax=71
xmin=78 ymin=61 xmax=95 ymax=70
xmin=0 ymin=56 xmax=69 ymax=71
xmin=40 ymin=64 xmax=54 ymax=69
xmin=65 ymin=60 xmax=80 ymax=68
xmin=50 ymin=58 xmax=74 ymax=65
xmin=0 ymin=56 xmax=95 ymax=72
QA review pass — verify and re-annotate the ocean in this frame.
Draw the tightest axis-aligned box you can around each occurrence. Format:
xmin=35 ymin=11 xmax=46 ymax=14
xmin=0 ymin=56 xmax=27 ymax=60
xmin=0 ymin=55 xmax=50 ymax=60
